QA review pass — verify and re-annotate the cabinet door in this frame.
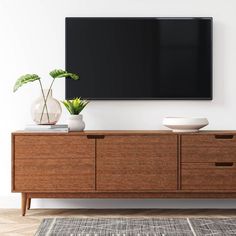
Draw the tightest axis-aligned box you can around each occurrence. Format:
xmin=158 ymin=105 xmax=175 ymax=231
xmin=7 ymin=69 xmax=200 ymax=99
xmin=97 ymin=135 xmax=177 ymax=191
xmin=13 ymin=135 xmax=95 ymax=192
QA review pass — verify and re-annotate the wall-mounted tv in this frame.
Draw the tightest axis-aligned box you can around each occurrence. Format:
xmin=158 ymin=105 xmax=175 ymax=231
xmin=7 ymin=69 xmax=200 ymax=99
xmin=66 ymin=17 xmax=212 ymax=100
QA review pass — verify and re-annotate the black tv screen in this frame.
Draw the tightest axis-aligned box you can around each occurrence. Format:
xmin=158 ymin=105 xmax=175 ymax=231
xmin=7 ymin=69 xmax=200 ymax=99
xmin=66 ymin=17 xmax=212 ymax=100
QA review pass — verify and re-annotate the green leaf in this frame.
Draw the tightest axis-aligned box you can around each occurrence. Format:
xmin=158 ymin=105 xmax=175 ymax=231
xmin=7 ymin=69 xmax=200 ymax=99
xmin=61 ymin=101 xmax=71 ymax=114
xmin=13 ymin=74 xmax=40 ymax=92
xmin=49 ymin=69 xmax=79 ymax=80
xmin=62 ymin=100 xmax=73 ymax=114
xmin=67 ymin=100 xmax=75 ymax=114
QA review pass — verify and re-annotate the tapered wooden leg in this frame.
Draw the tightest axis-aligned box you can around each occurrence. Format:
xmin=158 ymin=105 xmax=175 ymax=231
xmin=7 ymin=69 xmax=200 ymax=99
xmin=27 ymin=198 xmax=31 ymax=210
xmin=21 ymin=193 xmax=27 ymax=216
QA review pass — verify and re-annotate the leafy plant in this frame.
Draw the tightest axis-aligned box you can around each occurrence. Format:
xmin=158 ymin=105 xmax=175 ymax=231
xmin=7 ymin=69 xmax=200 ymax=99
xmin=62 ymin=97 xmax=89 ymax=115
xmin=13 ymin=69 xmax=79 ymax=123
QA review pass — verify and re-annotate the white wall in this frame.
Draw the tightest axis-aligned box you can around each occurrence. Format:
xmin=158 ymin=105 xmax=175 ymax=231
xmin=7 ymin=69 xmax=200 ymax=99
xmin=1 ymin=0 xmax=236 ymax=209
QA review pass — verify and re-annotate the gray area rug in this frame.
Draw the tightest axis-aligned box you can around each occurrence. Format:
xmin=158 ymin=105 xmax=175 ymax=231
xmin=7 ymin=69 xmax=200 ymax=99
xmin=35 ymin=217 xmax=236 ymax=236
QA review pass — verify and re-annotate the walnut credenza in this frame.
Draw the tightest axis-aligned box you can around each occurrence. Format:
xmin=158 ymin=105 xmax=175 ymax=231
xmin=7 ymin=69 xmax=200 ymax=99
xmin=12 ymin=130 xmax=236 ymax=216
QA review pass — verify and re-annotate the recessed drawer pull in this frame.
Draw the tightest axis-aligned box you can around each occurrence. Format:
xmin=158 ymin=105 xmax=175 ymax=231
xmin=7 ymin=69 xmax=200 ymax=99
xmin=87 ymin=135 xmax=105 ymax=139
xmin=215 ymin=162 xmax=234 ymax=167
xmin=215 ymin=135 xmax=234 ymax=139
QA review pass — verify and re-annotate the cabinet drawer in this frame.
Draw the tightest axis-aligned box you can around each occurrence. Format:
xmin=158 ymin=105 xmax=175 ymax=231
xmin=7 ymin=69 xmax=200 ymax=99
xmin=182 ymin=163 xmax=236 ymax=190
xmin=14 ymin=136 xmax=94 ymax=159
xmin=182 ymin=134 xmax=236 ymax=162
xmin=14 ymin=158 xmax=95 ymax=192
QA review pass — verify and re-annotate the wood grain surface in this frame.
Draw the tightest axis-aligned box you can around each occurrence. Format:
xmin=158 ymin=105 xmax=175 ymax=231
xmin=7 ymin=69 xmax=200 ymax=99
xmin=181 ymin=163 xmax=236 ymax=190
xmin=13 ymin=135 xmax=95 ymax=192
xmin=14 ymin=158 xmax=95 ymax=192
xmin=97 ymin=135 xmax=178 ymax=191
xmin=27 ymin=192 xmax=236 ymax=198
xmin=182 ymin=134 xmax=236 ymax=162
xmin=14 ymin=135 xmax=95 ymax=159
xmin=11 ymin=130 xmax=236 ymax=216
xmin=12 ymin=130 xmax=236 ymax=136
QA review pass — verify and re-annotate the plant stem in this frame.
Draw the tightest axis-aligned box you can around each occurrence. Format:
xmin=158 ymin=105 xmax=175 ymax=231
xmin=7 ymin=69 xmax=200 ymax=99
xmin=39 ymin=80 xmax=50 ymax=124
xmin=39 ymin=78 xmax=56 ymax=123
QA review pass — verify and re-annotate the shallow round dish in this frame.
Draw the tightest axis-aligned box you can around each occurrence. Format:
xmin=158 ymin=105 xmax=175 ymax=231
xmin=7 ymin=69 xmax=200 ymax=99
xmin=163 ymin=117 xmax=209 ymax=132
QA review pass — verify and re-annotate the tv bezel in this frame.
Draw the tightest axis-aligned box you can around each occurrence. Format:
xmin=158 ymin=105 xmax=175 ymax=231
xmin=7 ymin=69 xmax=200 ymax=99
xmin=65 ymin=17 xmax=213 ymax=100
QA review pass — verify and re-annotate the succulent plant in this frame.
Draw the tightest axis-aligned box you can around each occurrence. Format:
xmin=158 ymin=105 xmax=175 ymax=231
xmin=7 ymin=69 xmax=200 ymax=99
xmin=62 ymin=97 xmax=89 ymax=115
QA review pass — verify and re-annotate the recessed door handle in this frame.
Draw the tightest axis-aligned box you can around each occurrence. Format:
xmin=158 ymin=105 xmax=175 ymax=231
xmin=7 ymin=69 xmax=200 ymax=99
xmin=215 ymin=162 xmax=234 ymax=167
xmin=215 ymin=135 xmax=234 ymax=139
xmin=87 ymin=135 xmax=105 ymax=139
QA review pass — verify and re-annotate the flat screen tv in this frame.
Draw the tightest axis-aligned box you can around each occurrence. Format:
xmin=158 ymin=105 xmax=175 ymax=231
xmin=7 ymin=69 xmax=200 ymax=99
xmin=66 ymin=17 xmax=212 ymax=100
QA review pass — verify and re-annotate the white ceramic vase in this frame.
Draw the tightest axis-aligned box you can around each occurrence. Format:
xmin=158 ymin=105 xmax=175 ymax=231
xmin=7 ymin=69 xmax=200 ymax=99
xmin=68 ymin=114 xmax=85 ymax=131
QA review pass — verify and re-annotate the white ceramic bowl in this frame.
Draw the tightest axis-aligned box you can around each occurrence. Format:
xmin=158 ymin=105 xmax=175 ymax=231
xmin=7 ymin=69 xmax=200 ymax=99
xmin=163 ymin=117 xmax=209 ymax=132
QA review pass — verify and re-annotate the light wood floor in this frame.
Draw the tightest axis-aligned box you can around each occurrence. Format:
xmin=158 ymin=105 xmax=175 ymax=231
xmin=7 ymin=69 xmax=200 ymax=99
xmin=1 ymin=209 xmax=236 ymax=236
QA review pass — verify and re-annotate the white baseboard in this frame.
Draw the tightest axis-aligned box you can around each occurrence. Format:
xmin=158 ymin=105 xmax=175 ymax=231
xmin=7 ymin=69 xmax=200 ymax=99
xmin=1 ymin=195 xmax=236 ymax=209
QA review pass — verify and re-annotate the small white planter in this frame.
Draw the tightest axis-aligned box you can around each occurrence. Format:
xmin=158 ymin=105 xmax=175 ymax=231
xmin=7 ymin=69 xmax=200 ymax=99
xmin=68 ymin=114 xmax=85 ymax=131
